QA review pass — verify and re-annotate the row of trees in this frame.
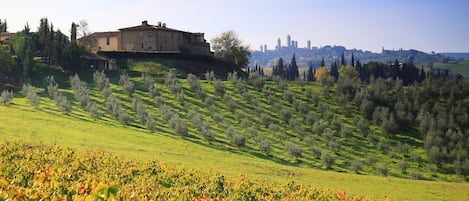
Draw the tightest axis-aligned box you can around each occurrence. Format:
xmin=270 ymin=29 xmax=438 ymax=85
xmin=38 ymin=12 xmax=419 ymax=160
xmin=1 ymin=18 xmax=82 ymax=81
xmin=271 ymin=54 xmax=299 ymax=81
xmin=0 ymin=19 xmax=6 ymax=32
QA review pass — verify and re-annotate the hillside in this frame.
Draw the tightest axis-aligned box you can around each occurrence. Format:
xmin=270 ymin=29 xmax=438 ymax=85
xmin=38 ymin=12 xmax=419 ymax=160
xmin=0 ymin=63 xmax=468 ymax=200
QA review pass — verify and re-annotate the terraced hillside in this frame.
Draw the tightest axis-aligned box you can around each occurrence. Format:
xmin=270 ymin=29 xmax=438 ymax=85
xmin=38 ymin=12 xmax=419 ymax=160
xmin=0 ymin=64 xmax=468 ymax=200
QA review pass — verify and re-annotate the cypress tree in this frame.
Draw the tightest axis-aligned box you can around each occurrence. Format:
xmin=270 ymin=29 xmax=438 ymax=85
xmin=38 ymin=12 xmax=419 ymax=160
xmin=288 ymin=54 xmax=299 ymax=80
xmin=330 ymin=61 xmax=339 ymax=81
xmin=341 ymin=52 xmax=346 ymax=66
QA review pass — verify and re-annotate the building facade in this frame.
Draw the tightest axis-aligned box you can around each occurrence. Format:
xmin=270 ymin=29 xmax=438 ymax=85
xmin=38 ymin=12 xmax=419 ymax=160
xmin=84 ymin=21 xmax=212 ymax=56
xmin=90 ymin=31 xmax=121 ymax=52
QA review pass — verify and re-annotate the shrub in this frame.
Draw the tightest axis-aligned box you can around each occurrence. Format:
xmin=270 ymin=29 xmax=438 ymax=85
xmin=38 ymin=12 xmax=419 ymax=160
xmin=283 ymin=89 xmax=294 ymax=104
xmin=169 ymin=114 xmax=188 ymax=136
xmin=164 ymin=70 xmax=181 ymax=94
xmin=340 ymin=126 xmax=353 ymax=138
xmin=398 ymin=159 xmax=409 ymax=173
xmin=148 ymin=85 xmax=159 ymax=98
xmin=286 ymin=142 xmax=302 ymax=161
xmin=248 ymin=72 xmax=265 ymax=89
xmin=304 ymin=136 xmax=315 ymax=146
xmin=118 ymin=72 xmax=135 ymax=95
xmin=141 ymin=73 xmax=155 ymax=89
xmin=410 ymin=150 xmax=422 ymax=163
xmin=311 ymin=147 xmax=322 ymax=159
xmin=204 ymin=71 xmax=215 ymax=83
xmin=409 ymin=169 xmax=422 ymax=180
xmin=21 ymin=84 xmax=40 ymax=108
xmin=0 ymin=90 xmax=14 ymax=105
xmin=47 ymin=82 xmax=59 ymax=99
xmin=365 ymin=154 xmax=378 ymax=166
xmin=232 ymin=134 xmax=246 ymax=147
xmin=376 ymin=163 xmax=389 ymax=176
xmin=312 ymin=120 xmax=325 ymax=135
xmin=258 ymin=138 xmax=271 ymax=155
xmin=259 ymin=113 xmax=270 ymax=128
xmin=93 ymin=71 xmax=109 ymax=90
xmin=86 ymin=101 xmax=100 ymax=119
xmin=200 ymin=122 xmax=214 ymax=142
xmin=187 ymin=73 xmax=201 ymax=91
xmin=321 ymin=151 xmax=335 ymax=169
xmin=204 ymin=96 xmax=214 ymax=106
xmin=279 ymin=107 xmax=292 ymax=125
xmin=55 ymin=94 xmax=72 ymax=114
xmin=43 ymin=75 xmax=57 ymax=91
xmin=351 ymin=160 xmax=363 ymax=173
xmin=213 ymin=80 xmax=225 ymax=97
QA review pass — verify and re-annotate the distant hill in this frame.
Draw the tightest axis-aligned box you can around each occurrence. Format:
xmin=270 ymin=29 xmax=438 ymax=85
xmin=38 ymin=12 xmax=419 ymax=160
xmin=440 ymin=52 xmax=469 ymax=60
xmin=250 ymin=45 xmax=444 ymax=67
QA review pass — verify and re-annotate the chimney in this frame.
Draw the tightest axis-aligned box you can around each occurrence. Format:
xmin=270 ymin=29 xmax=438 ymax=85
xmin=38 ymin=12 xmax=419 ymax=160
xmin=142 ymin=20 xmax=148 ymax=27
xmin=158 ymin=22 xmax=162 ymax=27
xmin=162 ymin=23 xmax=166 ymax=28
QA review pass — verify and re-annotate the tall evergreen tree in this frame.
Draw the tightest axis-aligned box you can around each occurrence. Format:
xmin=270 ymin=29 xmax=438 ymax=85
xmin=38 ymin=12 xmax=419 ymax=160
xmin=320 ymin=57 xmax=325 ymax=67
xmin=0 ymin=19 xmax=7 ymax=32
xmin=330 ymin=61 xmax=339 ymax=81
xmin=341 ymin=52 xmax=346 ymax=66
xmin=351 ymin=53 xmax=355 ymax=67
xmin=306 ymin=62 xmax=315 ymax=82
xmin=71 ymin=22 xmax=77 ymax=43
xmin=273 ymin=58 xmax=284 ymax=77
xmin=12 ymin=25 xmax=35 ymax=78
xmin=287 ymin=54 xmax=299 ymax=80
xmin=418 ymin=67 xmax=426 ymax=82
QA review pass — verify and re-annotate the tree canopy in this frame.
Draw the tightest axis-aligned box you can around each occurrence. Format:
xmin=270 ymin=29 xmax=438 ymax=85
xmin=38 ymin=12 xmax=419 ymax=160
xmin=211 ymin=31 xmax=251 ymax=70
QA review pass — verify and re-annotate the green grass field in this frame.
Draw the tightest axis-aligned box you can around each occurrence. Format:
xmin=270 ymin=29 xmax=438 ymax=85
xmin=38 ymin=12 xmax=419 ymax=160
xmin=433 ymin=61 xmax=469 ymax=78
xmin=2 ymin=101 xmax=469 ymax=200
xmin=1 ymin=63 xmax=468 ymax=200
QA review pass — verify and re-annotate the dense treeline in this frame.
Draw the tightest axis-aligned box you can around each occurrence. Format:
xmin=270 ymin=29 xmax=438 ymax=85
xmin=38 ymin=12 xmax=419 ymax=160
xmin=255 ymin=53 xmax=469 ymax=176
xmin=0 ymin=18 xmax=81 ymax=82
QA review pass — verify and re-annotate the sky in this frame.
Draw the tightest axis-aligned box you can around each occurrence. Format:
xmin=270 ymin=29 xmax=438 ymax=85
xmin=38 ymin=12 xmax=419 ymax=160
xmin=2 ymin=0 xmax=469 ymax=53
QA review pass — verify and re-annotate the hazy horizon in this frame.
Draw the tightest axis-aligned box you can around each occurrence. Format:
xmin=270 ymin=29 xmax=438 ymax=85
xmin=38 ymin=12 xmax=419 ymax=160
xmin=2 ymin=0 xmax=468 ymax=53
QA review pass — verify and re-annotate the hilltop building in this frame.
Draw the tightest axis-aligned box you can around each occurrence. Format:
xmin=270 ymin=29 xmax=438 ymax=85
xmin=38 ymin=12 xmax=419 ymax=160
xmin=0 ymin=32 xmax=11 ymax=44
xmin=81 ymin=21 xmax=212 ymax=56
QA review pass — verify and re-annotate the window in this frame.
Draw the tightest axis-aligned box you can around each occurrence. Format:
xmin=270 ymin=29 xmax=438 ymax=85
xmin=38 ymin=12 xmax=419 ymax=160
xmin=147 ymin=32 xmax=152 ymax=37
xmin=106 ymin=36 xmax=110 ymax=45
xmin=141 ymin=42 xmax=144 ymax=49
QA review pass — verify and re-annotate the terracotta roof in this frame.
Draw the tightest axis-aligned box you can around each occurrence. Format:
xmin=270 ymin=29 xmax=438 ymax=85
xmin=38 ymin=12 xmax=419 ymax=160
xmin=89 ymin=31 xmax=120 ymax=37
xmin=119 ymin=24 xmax=190 ymax=33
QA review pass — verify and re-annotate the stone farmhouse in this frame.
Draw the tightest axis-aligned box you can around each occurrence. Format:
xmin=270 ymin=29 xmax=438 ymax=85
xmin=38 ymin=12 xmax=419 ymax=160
xmin=85 ymin=20 xmax=212 ymax=56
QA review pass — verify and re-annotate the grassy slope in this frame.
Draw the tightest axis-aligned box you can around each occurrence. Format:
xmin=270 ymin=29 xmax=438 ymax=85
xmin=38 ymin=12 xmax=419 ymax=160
xmin=1 ymin=102 xmax=468 ymax=201
xmin=433 ymin=61 xmax=469 ymax=77
xmin=0 ymin=63 xmax=468 ymax=200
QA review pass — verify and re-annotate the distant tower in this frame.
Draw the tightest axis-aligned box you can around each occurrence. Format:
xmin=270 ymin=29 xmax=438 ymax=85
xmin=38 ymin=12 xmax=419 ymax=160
xmin=307 ymin=40 xmax=311 ymax=50
xmin=277 ymin=38 xmax=281 ymax=50
xmin=260 ymin=45 xmax=263 ymax=52
xmin=287 ymin=35 xmax=291 ymax=47
xmin=264 ymin=44 xmax=267 ymax=52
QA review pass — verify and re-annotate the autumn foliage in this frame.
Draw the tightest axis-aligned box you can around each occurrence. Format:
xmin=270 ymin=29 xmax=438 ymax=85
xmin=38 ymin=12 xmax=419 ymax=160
xmin=0 ymin=141 xmax=382 ymax=200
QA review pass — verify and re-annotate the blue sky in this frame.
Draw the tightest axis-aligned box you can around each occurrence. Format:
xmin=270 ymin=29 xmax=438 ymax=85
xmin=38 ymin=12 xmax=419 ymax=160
xmin=2 ymin=0 xmax=468 ymax=53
